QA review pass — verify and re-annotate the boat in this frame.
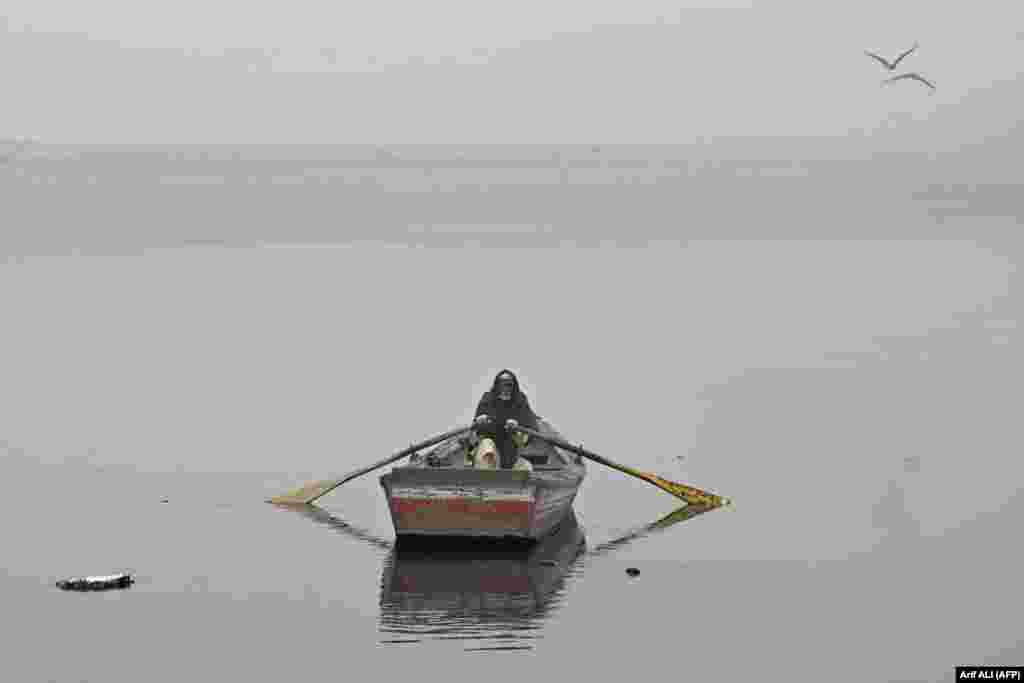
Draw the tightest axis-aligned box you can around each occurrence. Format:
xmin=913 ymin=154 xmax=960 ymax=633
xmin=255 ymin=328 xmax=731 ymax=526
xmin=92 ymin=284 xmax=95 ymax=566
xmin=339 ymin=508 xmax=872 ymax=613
xmin=379 ymin=418 xmax=585 ymax=541
xmin=380 ymin=511 xmax=586 ymax=643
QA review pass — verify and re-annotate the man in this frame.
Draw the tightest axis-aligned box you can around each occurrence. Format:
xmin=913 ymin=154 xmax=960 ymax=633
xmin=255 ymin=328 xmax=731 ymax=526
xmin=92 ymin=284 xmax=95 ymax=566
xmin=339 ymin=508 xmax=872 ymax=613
xmin=473 ymin=369 xmax=540 ymax=470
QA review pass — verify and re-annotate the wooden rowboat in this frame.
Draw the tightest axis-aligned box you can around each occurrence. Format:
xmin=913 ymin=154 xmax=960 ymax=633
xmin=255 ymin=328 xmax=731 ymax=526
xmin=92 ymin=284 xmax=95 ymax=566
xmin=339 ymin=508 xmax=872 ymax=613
xmin=379 ymin=418 xmax=585 ymax=541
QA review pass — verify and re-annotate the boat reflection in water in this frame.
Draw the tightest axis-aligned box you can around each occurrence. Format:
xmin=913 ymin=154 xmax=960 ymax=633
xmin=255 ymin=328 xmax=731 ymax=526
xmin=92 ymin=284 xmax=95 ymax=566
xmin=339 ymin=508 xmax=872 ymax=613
xmin=281 ymin=503 xmax=716 ymax=651
xmin=381 ymin=512 xmax=587 ymax=650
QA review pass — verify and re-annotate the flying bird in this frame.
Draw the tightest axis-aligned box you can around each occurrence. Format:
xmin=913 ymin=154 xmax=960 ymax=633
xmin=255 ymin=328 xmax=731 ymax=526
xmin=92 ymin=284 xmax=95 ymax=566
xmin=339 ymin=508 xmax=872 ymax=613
xmin=864 ymin=43 xmax=919 ymax=70
xmin=882 ymin=72 xmax=936 ymax=93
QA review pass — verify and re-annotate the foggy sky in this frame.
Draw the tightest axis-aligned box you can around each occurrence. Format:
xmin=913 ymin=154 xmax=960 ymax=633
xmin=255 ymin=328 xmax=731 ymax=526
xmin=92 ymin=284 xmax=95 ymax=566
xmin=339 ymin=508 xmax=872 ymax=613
xmin=3 ymin=0 xmax=1022 ymax=144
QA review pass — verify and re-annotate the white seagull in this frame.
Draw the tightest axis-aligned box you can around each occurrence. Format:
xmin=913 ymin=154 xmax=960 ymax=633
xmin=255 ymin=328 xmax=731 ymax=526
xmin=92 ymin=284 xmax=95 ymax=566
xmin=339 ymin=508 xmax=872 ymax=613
xmin=864 ymin=43 xmax=919 ymax=70
xmin=882 ymin=72 xmax=937 ymax=93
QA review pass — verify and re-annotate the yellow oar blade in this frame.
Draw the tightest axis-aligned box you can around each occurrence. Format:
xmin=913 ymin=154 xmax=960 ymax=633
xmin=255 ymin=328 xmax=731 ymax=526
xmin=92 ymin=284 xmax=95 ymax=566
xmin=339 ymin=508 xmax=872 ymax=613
xmin=267 ymin=478 xmax=343 ymax=506
xmin=630 ymin=469 xmax=732 ymax=508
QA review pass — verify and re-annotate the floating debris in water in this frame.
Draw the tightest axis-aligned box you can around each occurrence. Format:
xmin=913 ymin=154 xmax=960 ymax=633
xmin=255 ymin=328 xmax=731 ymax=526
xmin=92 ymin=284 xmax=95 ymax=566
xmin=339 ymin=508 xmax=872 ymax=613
xmin=626 ymin=567 xmax=640 ymax=577
xmin=56 ymin=573 xmax=134 ymax=591
xmin=160 ymin=499 xmax=169 ymax=503
xmin=539 ymin=560 xmax=558 ymax=567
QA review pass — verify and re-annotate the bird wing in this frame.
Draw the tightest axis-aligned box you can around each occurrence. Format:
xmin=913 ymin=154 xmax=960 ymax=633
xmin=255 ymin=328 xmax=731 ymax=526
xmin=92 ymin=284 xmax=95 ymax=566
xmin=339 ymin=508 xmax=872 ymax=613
xmin=908 ymin=73 xmax=936 ymax=89
xmin=884 ymin=72 xmax=936 ymax=90
xmin=864 ymin=50 xmax=894 ymax=69
xmin=892 ymin=43 xmax=919 ymax=67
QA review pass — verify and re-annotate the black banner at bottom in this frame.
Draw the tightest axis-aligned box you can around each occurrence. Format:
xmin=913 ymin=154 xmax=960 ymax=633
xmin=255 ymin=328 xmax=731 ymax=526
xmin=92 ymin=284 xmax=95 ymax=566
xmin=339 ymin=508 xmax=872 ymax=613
xmin=955 ymin=667 xmax=1023 ymax=681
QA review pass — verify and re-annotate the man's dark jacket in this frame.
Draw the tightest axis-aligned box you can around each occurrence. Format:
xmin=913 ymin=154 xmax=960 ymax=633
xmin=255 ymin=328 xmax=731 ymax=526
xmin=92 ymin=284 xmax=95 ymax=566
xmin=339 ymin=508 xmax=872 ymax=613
xmin=474 ymin=369 xmax=540 ymax=467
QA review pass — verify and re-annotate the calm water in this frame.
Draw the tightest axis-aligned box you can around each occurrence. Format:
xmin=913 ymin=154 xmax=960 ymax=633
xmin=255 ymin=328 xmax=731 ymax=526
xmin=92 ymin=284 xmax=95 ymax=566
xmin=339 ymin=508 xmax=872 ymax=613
xmin=1 ymin=143 xmax=1021 ymax=682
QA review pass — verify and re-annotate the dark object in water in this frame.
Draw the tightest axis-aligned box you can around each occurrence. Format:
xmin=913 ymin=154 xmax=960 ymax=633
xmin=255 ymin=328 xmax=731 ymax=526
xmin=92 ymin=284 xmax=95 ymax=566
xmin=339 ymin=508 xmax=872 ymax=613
xmin=626 ymin=567 xmax=640 ymax=577
xmin=56 ymin=573 xmax=134 ymax=591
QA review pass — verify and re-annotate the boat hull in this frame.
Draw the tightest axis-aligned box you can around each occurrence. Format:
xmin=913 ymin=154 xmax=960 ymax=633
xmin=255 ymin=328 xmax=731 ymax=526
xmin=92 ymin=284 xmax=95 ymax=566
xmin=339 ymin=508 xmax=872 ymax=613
xmin=380 ymin=467 xmax=582 ymax=541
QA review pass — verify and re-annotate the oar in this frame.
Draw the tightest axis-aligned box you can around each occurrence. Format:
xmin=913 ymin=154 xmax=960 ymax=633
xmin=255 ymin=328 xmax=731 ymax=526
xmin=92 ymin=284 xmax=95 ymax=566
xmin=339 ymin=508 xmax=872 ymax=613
xmin=272 ymin=503 xmax=394 ymax=551
xmin=510 ymin=425 xmax=732 ymax=508
xmin=267 ymin=424 xmax=474 ymax=506
xmin=586 ymin=504 xmax=714 ymax=558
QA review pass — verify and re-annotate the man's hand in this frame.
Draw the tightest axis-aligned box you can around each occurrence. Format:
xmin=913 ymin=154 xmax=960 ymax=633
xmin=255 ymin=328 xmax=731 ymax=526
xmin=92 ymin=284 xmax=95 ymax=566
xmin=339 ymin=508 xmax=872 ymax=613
xmin=474 ymin=414 xmax=491 ymax=427
xmin=505 ymin=418 xmax=519 ymax=431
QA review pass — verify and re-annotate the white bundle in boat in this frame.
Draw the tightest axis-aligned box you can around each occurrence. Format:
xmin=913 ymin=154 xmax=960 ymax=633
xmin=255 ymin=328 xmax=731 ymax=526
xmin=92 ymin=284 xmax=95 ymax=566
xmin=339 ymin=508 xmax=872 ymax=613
xmin=473 ymin=438 xmax=533 ymax=471
xmin=56 ymin=573 xmax=134 ymax=591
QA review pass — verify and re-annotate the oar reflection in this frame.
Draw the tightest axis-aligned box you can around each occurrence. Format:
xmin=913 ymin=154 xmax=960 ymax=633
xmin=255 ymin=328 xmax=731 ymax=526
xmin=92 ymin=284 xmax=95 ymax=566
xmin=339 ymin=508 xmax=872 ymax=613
xmin=585 ymin=503 xmax=718 ymax=558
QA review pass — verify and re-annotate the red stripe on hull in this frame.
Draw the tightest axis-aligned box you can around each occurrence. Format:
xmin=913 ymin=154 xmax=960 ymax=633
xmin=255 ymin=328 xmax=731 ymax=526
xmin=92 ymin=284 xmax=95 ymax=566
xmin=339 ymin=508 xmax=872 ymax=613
xmin=391 ymin=497 xmax=535 ymax=534
xmin=391 ymin=498 xmax=532 ymax=516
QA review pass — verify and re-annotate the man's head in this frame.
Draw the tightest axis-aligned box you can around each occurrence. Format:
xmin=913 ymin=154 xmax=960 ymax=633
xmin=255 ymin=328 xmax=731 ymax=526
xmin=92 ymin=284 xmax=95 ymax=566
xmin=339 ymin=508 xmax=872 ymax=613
xmin=496 ymin=371 xmax=516 ymax=401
